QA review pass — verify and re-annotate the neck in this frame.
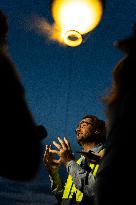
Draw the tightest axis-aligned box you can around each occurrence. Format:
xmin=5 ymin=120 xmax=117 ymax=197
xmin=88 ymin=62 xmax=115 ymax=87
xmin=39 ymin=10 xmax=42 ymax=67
xmin=82 ymin=142 xmax=97 ymax=152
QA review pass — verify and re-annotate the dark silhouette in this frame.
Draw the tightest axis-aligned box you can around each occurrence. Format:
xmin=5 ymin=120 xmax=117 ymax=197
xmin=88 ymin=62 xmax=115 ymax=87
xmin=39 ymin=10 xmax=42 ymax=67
xmin=95 ymin=25 xmax=136 ymax=205
xmin=0 ymin=10 xmax=47 ymax=181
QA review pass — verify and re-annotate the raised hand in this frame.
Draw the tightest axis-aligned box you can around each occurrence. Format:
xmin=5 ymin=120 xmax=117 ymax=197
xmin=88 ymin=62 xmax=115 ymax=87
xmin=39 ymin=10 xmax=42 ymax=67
xmin=43 ymin=144 xmax=60 ymax=176
xmin=49 ymin=136 xmax=75 ymax=166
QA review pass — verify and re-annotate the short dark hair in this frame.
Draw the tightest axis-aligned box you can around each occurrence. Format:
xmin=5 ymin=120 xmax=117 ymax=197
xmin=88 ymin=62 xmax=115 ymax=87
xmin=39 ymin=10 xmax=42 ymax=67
xmin=82 ymin=115 xmax=106 ymax=144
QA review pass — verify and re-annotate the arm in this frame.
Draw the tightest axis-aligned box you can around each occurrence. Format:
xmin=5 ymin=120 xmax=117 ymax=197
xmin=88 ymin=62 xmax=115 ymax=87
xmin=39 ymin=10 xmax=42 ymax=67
xmin=49 ymin=171 xmax=64 ymax=201
xmin=43 ymin=145 xmax=63 ymax=202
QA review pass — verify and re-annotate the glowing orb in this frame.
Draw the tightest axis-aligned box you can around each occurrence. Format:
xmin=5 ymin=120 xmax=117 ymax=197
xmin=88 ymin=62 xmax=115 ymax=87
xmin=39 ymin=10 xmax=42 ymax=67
xmin=51 ymin=0 xmax=104 ymax=47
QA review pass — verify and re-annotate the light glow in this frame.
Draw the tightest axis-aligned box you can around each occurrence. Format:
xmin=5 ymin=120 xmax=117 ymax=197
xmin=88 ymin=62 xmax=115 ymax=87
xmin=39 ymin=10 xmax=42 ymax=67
xmin=51 ymin=0 xmax=103 ymax=47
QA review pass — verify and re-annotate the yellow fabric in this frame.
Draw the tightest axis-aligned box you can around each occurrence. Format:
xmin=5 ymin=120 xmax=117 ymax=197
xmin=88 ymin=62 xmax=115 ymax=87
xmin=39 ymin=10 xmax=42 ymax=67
xmin=62 ymin=156 xmax=100 ymax=202
xmin=62 ymin=159 xmax=83 ymax=200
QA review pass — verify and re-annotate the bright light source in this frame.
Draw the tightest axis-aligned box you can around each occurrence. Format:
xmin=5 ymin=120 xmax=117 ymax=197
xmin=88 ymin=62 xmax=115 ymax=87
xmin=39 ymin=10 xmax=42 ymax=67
xmin=51 ymin=0 xmax=104 ymax=47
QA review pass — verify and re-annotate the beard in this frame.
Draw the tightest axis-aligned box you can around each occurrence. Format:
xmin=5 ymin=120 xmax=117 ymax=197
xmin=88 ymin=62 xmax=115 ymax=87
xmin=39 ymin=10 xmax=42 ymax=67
xmin=76 ymin=133 xmax=96 ymax=146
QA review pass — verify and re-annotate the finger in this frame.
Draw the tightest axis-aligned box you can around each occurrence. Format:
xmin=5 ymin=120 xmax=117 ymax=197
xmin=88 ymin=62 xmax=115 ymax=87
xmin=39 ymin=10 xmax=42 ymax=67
xmin=45 ymin=144 xmax=49 ymax=152
xmin=44 ymin=145 xmax=50 ymax=158
xmin=49 ymin=149 xmax=60 ymax=156
xmin=43 ymin=153 xmax=50 ymax=163
xmin=53 ymin=141 xmax=62 ymax=150
xmin=57 ymin=136 xmax=66 ymax=149
xmin=64 ymin=137 xmax=71 ymax=149
xmin=48 ymin=144 xmax=53 ymax=153
xmin=43 ymin=145 xmax=53 ymax=161
xmin=52 ymin=158 xmax=62 ymax=165
xmin=45 ymin=144 xmax=52 ymax=151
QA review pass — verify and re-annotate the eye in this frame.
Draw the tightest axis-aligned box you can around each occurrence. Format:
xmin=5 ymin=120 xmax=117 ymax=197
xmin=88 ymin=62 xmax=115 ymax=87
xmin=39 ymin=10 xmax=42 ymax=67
xmin=81 ymin=123 xmax=87 ymax=127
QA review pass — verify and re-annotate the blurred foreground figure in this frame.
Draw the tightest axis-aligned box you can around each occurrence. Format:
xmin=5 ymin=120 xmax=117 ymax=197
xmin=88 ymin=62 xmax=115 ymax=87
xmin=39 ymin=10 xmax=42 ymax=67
xmin=95 ymin=25 xmax=136 ymax=205
xmin=0 ymin=10 xmax=47 ymax=181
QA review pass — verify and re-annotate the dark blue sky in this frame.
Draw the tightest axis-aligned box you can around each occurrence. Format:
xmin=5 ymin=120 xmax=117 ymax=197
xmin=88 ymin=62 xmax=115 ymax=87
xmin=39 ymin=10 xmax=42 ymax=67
xmin=0 ymin=0 xmax=136 ymax=149
xmin=0 ymin=0 xmax=136 ymax=204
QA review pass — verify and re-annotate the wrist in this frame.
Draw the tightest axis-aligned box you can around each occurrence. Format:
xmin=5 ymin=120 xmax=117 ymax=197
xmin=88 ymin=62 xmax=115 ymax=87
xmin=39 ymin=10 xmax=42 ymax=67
xmin=49 ymin=169 xmax=58 ymax=177
xmin=46 ymin=166 xmax=58 ymax=176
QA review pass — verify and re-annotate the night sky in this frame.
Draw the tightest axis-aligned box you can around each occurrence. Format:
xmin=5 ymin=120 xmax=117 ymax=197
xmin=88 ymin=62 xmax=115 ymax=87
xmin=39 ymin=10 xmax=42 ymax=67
xmin=0 ymin=0 xmax=136 ymax=204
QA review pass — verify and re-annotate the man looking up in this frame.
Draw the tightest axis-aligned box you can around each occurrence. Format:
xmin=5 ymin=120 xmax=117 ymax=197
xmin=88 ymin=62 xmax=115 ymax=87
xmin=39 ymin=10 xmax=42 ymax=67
xmin=44 ymin=115 xmax=106 ymax=204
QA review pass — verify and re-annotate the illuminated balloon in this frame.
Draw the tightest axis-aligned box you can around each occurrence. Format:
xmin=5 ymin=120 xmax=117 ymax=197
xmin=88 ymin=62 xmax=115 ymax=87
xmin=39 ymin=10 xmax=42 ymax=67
xmin=51 ymin=0 xmax=104 ymax=47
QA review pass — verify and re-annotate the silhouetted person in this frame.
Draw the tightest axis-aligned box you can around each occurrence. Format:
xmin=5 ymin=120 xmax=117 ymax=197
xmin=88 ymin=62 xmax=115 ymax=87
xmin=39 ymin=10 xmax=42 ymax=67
xmin=95 ymin=25 xmax=136 ymax=205
xmin=0 ymin=10 xmax=47 ymax=181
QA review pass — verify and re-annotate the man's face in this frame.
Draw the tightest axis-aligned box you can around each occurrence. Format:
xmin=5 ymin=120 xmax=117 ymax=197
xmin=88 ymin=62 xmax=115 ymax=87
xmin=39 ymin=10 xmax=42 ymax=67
xmin=75 ymin=117 xmax=94 ymax=145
